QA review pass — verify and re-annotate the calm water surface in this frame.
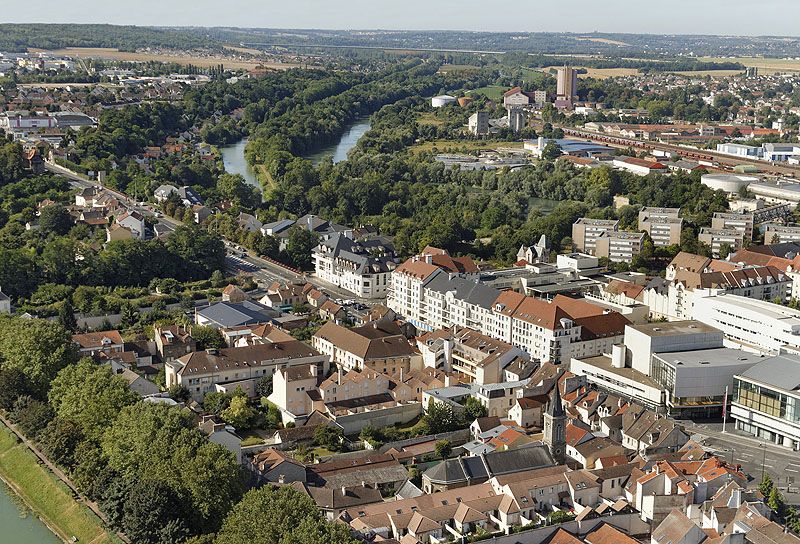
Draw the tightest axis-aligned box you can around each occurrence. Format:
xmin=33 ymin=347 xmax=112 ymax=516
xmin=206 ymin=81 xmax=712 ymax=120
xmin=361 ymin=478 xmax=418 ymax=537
xmin=219 ymin=118 xmax=372 ymax=190
xmin=0 ymin=481 xmax=61 ymax=543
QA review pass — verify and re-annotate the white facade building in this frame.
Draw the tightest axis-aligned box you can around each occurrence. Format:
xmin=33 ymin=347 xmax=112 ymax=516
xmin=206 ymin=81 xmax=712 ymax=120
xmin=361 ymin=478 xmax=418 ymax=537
xmin=312 ymin=233 xmax=399 ymax=299
xmin=693 ymin=294 xmax=800 ymax=354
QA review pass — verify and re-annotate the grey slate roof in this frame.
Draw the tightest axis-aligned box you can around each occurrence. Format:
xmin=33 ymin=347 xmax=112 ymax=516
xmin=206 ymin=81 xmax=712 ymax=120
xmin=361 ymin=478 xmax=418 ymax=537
xmin=738 ymin=352 xmax=800 ymax=392
xmin=316 ymin=233 xmax=398 ymax=274
xmin=424 ymin=444 xmax=555 ymax=484
xmin=197 ymin=300 xmax=277 ymax=327
xmin=425 ymin=274 xmax=500 ymax=309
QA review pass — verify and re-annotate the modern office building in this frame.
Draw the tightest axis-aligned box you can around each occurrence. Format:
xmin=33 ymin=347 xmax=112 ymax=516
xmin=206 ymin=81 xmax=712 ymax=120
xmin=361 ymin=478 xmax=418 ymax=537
xmin=649 ymin=347 xmax=760 ymax=418
xmin=624 ymin=321 xmax=725 ymax=375
xmin=732 ymin=352 xmax=800 ymax=450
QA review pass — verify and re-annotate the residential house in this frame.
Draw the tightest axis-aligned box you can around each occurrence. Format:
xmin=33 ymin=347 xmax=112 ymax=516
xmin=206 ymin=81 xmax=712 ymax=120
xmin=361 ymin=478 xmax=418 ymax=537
xmin=166 ymin=341 xmax=329 ymax=402
xmin=416 ymin=327 xmax=529 ymax=385
xmin=154 ymin=324 xmax=196 ymax=362
xmin=312 ymin=320 xmax=421 ymax=375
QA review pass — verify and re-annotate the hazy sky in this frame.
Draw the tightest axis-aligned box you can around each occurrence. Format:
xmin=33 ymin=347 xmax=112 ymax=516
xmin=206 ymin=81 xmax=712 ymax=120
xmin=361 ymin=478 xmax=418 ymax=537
xmin=4 ymin=0 xmax=800 ymax=37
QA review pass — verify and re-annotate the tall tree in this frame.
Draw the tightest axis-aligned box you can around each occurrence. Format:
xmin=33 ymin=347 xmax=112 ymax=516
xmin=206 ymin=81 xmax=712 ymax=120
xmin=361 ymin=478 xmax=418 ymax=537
xmin=48 ymin=358 xmax=138 ymax=440
xmin=0 ymin=317 xmax=77 ymax=395
xmin=215 ymin=486 xmax=357 ymax=544
xmin=122 ymin=480 xmax=189 ymax=544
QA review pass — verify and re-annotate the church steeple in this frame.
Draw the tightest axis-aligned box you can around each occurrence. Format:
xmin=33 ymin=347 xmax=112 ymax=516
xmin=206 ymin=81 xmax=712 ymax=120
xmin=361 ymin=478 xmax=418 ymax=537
xmin=543 ymin=382 xmax=566 ymax=464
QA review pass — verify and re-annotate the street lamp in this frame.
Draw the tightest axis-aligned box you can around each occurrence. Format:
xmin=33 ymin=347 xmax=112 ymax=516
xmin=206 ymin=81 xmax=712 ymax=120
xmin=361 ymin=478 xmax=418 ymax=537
xmin=760 ymin=443 xmax=768 ymax=483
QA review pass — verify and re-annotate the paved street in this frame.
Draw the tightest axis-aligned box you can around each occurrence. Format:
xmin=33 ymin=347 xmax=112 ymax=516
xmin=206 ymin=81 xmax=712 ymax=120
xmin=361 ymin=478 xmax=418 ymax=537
xmin=48 ymin=161 xmax=381 ymax=308
xmin=683 ymin=419 xmax=800 ymax=504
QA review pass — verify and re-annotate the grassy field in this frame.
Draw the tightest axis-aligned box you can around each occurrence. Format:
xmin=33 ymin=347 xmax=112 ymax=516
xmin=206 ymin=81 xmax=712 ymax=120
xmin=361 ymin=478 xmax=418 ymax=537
xmin=516 ymin=67 xmax=547 ymax=83
xmin=468 ymin=85 xmax=508 ymax=101
xmin=437 ymin=64 xmax=483 ymax=74
xmin=699 ymin=56 xmax=800 ymax=73
xmin=0 ymin=426 xmax=117 ymax=544
xmin=411 ymin=139 xmax=524 ymax=153
xmin=417 ymin=112 xmax=446 ymax=126
xmin=223 ymin=44 xmax=264 ymax=56
xmin=31 ymin=47 xmax=300 ymax=70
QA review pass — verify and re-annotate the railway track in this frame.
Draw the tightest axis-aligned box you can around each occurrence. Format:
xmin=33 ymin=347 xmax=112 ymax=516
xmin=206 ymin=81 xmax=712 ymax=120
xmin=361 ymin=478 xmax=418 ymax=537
xmin=560 ymin=127 xmax=800 ymax=178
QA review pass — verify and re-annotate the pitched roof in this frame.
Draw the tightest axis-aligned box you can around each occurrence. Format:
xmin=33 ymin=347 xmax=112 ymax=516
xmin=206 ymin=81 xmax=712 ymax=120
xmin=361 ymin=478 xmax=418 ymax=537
xmin=72 ymin=330 xmax=123 ymax=349
xmin=175 ymin=341 xmax=321 ymax=376
xmin=314 ymin=321 xmax=416 ymax=360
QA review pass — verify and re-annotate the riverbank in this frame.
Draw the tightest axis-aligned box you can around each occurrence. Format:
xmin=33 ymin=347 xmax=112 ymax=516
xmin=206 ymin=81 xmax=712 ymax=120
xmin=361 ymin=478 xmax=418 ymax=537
xmin=219 ymin=117 xmax=372 ymax=192
xmin=0 ymin=424 xmax=119 ymax=544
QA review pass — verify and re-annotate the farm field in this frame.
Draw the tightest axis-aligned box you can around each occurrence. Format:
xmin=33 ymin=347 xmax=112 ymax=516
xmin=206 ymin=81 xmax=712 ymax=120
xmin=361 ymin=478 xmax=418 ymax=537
xmin=468 ymin=85 xmax=508 ymax=100
xmin=30 ymin=47 xmax=301 ymax=70
xmin=540 ymin=66 xmax=640 ymax=79
xmin=670 ymin=70 xmax=744 ymax=77
xmin=575 ymin=36 xmax=631 ymax=46
xmin=699 ymin=56 xmax=800 ymax=73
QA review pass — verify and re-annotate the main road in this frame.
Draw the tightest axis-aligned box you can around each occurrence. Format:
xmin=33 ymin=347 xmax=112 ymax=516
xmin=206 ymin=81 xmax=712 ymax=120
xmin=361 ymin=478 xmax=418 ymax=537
xmin=45 ymin=161 xmax=381 ymax=305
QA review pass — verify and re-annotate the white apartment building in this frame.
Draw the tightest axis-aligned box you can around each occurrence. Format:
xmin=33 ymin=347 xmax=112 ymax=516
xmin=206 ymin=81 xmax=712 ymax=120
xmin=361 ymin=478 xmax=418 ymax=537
xmin=693 ymin=294 xmax=800 ymax=354
xmin=312 ymin=233 xmax=398 ymax=299
xmin=698 ymin=228 xmax=745 ymax=257
xmin=765 ymin=224 xmax=800 ymax=245
xmin=492 ymin=291 xmax=629 ymax=364
xmin=387 ymin=248 xmax=481 ymax=332
xmin=644 ymin=257 xmax=791 ymax=321
xmin=594 ymin=231 xmax=645 ymax=263
xmin=572 ymin=218 xmax=619 ymax=255
xmin=166 ymin=342 xmax=329 ymax=402
xmin=389 ymin=257 xmax=629 ymax=364
xmin=638 ymin=207 xmax=682 ymax=247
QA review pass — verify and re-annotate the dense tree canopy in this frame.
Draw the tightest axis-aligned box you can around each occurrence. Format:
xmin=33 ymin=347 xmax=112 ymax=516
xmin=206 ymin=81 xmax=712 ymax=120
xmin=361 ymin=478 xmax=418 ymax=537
xmin=48 ymin=358 xmax=138 ymax=440
xmin=0 ymin=317 xmax=77 ymax=394
xmin=215 ymin=486 xmax=358 ymax=544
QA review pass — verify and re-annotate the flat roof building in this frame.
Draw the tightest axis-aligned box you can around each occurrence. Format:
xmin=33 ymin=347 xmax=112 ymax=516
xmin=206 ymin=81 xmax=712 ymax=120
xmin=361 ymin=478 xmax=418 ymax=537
xmin=572 ymin=218 xmax=619 ymax=255
xmin=638 ymin=208 xmax=682 ymax=247
xmin=732 ymin=352 xmax=800 ymax=450
xmin=650 ymin=347 xmax=760 ymax=418
xmin=594 ymin=231 xmax=645 ymax=264
xmin=712 ymin=212 xmax=754 ymax=240
xmin=698 ymin=228 xmax=745 ymax=258
xmin=693 ymin=294 xmax=800 ymax=354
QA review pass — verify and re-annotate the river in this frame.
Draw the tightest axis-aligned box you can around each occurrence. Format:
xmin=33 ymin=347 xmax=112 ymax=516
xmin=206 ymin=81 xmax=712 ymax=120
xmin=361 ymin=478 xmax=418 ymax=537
xmin=0 ymin=482 xmax=61 ymax=543
xmin=218 ymin=118 xmax=372 ymax=189
xmin=220 ymin=138 xmax=261 ymax=191
xmin=302 ymin=118 xmax=372 ymax=165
